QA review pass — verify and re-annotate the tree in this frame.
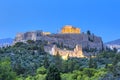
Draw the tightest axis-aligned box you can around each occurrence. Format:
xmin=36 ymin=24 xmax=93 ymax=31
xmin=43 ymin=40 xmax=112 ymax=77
xmin=87 ymin=30 xmax=91 ymax=35
xmin=67 ymin=60 xmax=74 ymax=72
xmin=54 ymin=52 xmax=62 ymax=71
xmin=13 ymin=62 xmax=26 ymax=75
xmin=112 ymin=62 xmax=120 ymax=77
xmin=14 ymin=42 xmax=24 ymax=47
xmin=113 ymin=54 xmax=120 ymax=65
xmin=0 ymin=58 xmax=17 ymax=80
xmin=89 ymin=56 xmax=94 ymax=68
xmin=88 ymin=56 xmax=97 ymax=68
xmin=61 ymin=60 xmax=68 ymax=73
xmin=27 ymin=40 xmax=35 ymax=44
xmin=113 ymin=48 xmax=117 ymax=53
xmin=36 ymin=66 xmax=46 ymax=75
xmin=46 ymin=64 xmax=61 ymax=80
xmin=43 ymin=55 xmax=49 ymax=69
xmin=83 ymin=68 xmax=96 ymax=77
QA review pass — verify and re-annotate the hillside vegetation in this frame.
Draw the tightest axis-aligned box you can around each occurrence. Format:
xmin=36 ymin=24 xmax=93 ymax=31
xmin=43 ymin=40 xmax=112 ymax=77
xmin=0 ymin=40 xmax=120 ymax=80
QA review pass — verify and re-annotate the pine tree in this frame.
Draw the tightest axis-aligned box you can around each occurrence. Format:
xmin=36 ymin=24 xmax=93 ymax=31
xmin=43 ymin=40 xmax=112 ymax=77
xmin=43 ymin=54 xmax=49 ymax=69
xmin=88 ymin=55 xmax=97 ymax=69
xmin=54 ymin=52 xmax=62 ymax=71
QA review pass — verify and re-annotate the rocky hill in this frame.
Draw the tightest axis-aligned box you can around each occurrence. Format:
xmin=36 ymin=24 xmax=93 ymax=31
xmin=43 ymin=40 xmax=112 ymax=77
xmin=14 ymin=30 xmax=104 ymax=53
xmin=106 ymin=39 xmax=120 ymax=52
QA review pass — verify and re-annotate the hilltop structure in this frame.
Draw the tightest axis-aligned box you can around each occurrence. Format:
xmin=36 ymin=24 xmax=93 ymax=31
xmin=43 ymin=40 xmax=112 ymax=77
xmin=14 ymin=25 xmax=104 ymax=58
xmin=61 ymin=25 xmax=80 ymax=34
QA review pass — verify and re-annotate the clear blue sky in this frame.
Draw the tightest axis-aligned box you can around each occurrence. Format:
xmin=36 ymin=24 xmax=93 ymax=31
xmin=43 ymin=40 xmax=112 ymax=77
xmin=0 ymin=0 xmax=120 ymax=42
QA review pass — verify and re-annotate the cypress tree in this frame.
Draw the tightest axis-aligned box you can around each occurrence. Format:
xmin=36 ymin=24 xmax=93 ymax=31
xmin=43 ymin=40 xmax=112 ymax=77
xmin=46 ymin=64 xmax=61 ymax=80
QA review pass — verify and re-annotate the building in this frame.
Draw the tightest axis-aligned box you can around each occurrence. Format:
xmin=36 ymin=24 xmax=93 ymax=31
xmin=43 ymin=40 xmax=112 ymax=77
xmin=61 ymin=25 xmax=80 ymax=34
xmin=51 ymin=45 xmax=84 ymax=60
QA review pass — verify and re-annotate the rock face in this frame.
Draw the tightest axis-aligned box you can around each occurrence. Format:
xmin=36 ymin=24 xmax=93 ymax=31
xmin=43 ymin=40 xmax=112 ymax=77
xmin=14 ymin=29 xmax=104 ymax=57
xmin=14 ymin=30 xmax=43 ymax=42
xmin=14 ymin=32 xmax=103 ymax=50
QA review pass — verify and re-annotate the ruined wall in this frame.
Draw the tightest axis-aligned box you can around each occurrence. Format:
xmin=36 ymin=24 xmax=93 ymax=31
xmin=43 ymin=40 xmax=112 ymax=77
xmin=51 ymin=45 xmax=84 ymax=60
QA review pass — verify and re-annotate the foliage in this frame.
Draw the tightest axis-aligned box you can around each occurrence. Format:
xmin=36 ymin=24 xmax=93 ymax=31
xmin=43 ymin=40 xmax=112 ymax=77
xmin=88 ymin=56 xmax=97 ymax=68
xmin=46 ymin=64 xmax=61 ymax=80
xmin=61 ymin=68 xmax=107 ymax=80
xmin=43 ymin=54 xmax=50 ymax=69
xmin=36 ymin=66 xmax=46 ymax=75
xmin=54 ymin=52 xmax=62 ymax=71
xmin=0 ymin=58 xmax=17 ymax=80
xmin=0 ymin=40 xmax=120 ymax=79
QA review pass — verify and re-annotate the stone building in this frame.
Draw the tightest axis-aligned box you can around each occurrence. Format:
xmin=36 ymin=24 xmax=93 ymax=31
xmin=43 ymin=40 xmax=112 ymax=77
xmin=51 ymin=45 xmax=84 ymax=60
xmin=61 ymin=25 xmax=80 ymax=34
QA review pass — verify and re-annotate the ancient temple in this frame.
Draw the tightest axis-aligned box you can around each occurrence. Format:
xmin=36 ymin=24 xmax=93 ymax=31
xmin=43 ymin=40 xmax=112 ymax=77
xmin=61 ymin=25 xmax=80 ymax=34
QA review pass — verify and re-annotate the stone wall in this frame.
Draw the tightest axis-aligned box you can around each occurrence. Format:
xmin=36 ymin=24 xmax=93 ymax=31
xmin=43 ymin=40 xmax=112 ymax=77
xmin=51 ymin=45 xmax=84 ymax=60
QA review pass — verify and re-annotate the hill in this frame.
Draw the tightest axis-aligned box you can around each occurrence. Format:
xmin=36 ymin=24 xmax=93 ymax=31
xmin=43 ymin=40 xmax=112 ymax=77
xmin=106 ymin=39 xmax=120 ymax=45
xmin=105 ymin=39 xmax=120 ymax=52
xmin=0 ymin=38 xmax=13 ymax=47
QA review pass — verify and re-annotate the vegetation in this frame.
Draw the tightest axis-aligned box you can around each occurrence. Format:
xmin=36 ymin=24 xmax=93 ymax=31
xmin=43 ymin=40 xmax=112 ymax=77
xmin=46 ymin=64 xmax=61 ymax=80
xmin=87 ymin=30 xmax=91 ymax=35
xmin=0 ymin=40 xmax=120 ymax=80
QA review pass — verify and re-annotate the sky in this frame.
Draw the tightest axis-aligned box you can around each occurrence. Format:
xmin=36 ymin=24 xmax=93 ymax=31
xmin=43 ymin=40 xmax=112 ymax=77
xmin=0 ymin=0 xmax=120 ymax=43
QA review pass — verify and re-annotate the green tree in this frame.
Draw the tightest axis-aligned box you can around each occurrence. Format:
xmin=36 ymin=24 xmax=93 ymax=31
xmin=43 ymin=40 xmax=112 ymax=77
xmin=46 ymin=64 xmax=61 ymax=80
xmin=112 ymin=62 xmax=120 ymax=77
xmin=0 ymin=58 xmax=17 ymax=80
xmin=61 ymin=60 xmax=68 ymax=73
xmin=54 ymin=52 xmax=62 ymax=71
xmin=113 ymin=54 xmax=120 ymax=65
xmin=68 ymin=60 xmax=74 ymax=72
xmin=43 ymin=55 xmax=49 ymax=69
xmin=36 ymin=66 xmax=46 ymax=75
xmin=88 ymin=56 xmax=97 ymax=69
xmin=89 ymin=56 xmax=94 ymax=68
xmin=83 ymin=68 xmax=96 ymax=77
xmin=14 ymin=42 xmax=24 ymax=47
xmin=14 ymin=62 xmax=26 ymax=75
xmin=27 ymin=40 xmax=35 ymax=44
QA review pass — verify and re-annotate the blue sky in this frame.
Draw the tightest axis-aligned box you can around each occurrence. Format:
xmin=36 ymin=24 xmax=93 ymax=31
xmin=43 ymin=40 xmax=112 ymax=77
xmin=0 ymin=0 xmax=120 ymax=42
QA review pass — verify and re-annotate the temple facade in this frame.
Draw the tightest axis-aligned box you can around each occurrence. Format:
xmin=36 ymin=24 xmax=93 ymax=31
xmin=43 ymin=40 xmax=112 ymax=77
xmin=61 ymin=25 xmax=80 ymax=34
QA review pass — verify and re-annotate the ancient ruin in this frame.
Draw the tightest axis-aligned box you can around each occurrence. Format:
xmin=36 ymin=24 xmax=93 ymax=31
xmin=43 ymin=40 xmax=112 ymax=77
xmin=14 ymin=25 xmax=104 ymax=58
xmin=51 ymin=45 xmax=84 ymax=60
xmin=61 ymin=25 xmax=80 ymax=34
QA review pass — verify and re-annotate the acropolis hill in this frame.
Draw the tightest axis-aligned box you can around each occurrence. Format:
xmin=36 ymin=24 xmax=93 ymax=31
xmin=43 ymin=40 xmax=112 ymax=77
xmin=14 ymin=25 xmax=104 ymax=58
